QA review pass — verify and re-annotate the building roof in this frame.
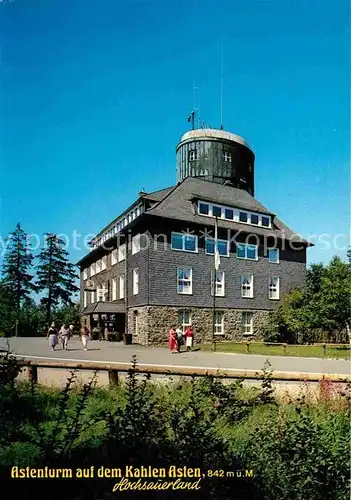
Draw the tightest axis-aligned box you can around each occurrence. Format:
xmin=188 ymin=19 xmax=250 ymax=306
xmin=80 ymin=301 xmax=125 ymax=316
xmin=77 ymin=177 xmax=311 ymax=267
xmin=90 ymin=186 xmax=175 ymax=244
xmin=146 ymin=177 xmax=311 ymax=244
xmin=143 ymin=185 xmax=175 ymax=201
xmin=178 ymin=128 xmax=252 ymax=151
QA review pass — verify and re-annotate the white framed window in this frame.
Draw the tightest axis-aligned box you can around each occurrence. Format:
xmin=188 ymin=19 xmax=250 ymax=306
xmin=119 ymin=274 xmax=125 ymax=299
xmin=91 ymin=290 xmax=96 ymax=303
xmin=101 ymin=255 xmax=107 ymax=271
xmin=211 ymin=270 xmax=225 ymax=297
xmin=189 ymin=150 xmax=198 ymax=161
xmin=261 ymin=216 xmax=271 ymax=228
xmin=133 ymin=268 xmax=139 ymax=295
xmin=239 ymin=211 xmax=248 ymax=223
xmin=132 ymin=234 xmax=141 ymax=255
xmin=241 ymin=275 xmax=254 ymax=298
xmin=196 ymin=199 xmax=271 ymax=228
xmin=171 ymin=232 xmax=198 ymax=253
xmin=111 ymin=249 xmax=118 ymax=266
xmin=211 ymin=205 xmax=222 ymax=217
xmin=101 ymin=283 xmax=108 ymax=302
xmin=268 ymin=248 xmax=279 ymax=263
xmin=177 ymin=267 xmax=192 ymax=294
xmin=133 ymin=310 xmax=139 ymax=335
xmin=112 ymin=278 xmax=117 ymax=301
xmin=96 ymin=259 xmax=102 ymax=274
xmin=269 ymin=277 xmax=280 ymax=300
xmin=83 ymin=268 xmax=88 ymax=280
xmin=198 ymin=202 xmax=210 ymax=215
xmin=250 ymin=213 xmax=259 ymax=225
xmin=236 ymin=243 xmax=258 ymax=260
xmin=83 ymin=291 xmax=88 ymax=308
xmin=118 ymin=243 xmax=126 ymax=262
xmin=224 ymin=207 xmax=234 ymax=220
xmin=223 ymin=151 xmax=232 ymax=162
xmin=96 ymin=285 xmax=103 ymax=302
xmin=242 ymin=312 xmax=253 ymax=335
xmin=178 ymin=310 xmax=191 ymax=332
xmin=214 ymin=311 xmax=224 ymax=335
xmin=205 ymin=238 xmax=229 ymax=257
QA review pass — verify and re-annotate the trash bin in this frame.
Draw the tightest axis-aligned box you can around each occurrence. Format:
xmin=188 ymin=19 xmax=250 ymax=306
xmin=123 ymin=333 xmax=132 ymax=345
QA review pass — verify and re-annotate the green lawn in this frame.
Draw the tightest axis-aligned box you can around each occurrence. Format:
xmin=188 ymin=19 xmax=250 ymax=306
xmin=198 ymin=342 xmax=351 ymax=359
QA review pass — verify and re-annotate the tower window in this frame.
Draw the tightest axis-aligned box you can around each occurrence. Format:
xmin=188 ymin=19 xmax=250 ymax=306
xmin=223 ymin=151 xmax=232 ymax=162
xmin=189 ymin=150 xmax=198 ymax=161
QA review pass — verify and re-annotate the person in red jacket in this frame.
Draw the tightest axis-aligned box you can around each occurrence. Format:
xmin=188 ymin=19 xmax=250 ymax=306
xmin=168 ymin=326 xmax=178 ymax=353
xmin=184 ymin=325 xmax=194 ymax=351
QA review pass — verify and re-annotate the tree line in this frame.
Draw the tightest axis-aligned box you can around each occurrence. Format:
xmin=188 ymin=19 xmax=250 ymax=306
xmin=0 ymin=223 xmax=79 ymax=337
xmin=263 ymin=251 xmax=351 ymax=344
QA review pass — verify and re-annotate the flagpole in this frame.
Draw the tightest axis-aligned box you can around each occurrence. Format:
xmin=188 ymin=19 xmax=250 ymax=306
xmin=212 ymin=216 xmax=218 ymax=352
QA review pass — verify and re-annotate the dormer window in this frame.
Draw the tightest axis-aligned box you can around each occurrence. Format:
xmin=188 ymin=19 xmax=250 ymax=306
xmin=189 ymin=150 xmax=198 ymax=161
xmin=197 ymin=200 xmax=272 ymax=228
xmin=223 ymin=151 xmax=231 ymax=162
xmin=199 ymin=203 xmax=209 ymax=215
xmin=212 ymin=205 xmax=222 ymax=217
xmin=250 ymin=214 xmax=259 ymax=225
xmin=239 ymin=211 xmax=248 ymax=223
xmin=262 ymin=216 xmax=270 ymax=227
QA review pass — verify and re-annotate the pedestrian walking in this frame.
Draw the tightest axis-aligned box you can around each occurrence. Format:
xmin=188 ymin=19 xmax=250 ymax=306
xmin=47 ymin=322 xmax=58 ymax=351
xmin=69 ymin=324 xmax=74 ymax=337
xmin=81 ymin=326 xmax=90 ymax=351
xmin=175 ymin=324 xmax=184 ymax=353
xmin=98 ymin=325 xmax=105 ymax=341
xmin=184 ymin=325 xmax=194 ymax=351
xmin=168 ymin=326 xmax=178 ymax=353
xmin=59 ymin=323 xmax=70 ymax=350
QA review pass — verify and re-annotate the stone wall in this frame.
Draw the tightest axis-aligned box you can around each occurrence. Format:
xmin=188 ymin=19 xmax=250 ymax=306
xmin=128 ymin=305 xmax=270 ymax=345
xmin=128 ymin=307 xmax=150 ymax=346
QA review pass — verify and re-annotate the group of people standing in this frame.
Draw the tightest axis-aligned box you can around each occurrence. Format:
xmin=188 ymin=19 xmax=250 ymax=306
xmin=47 ymin=323 xmax=91 ymax=352
xmin=168 ymin=324 xmax=194 ymax=353
xmin=47 ymin=322 xmax=194 ymax=354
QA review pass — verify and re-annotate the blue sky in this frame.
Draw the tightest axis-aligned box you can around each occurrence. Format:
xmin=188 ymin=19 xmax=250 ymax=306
xmin=2 ymin=0 xmax=350 ymax=267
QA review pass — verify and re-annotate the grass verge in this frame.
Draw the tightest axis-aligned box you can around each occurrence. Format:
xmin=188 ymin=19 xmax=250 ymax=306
xmin=198 ymin=342 xmax=351 ymax=359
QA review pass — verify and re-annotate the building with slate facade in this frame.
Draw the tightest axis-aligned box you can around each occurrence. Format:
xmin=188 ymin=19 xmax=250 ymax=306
xmin=78 ymin=128 xmax=310 ymax=345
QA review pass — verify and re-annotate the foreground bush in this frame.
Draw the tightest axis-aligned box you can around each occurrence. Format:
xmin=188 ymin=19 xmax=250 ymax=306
xmin=0 ymin=354 xmax=350 ymax=499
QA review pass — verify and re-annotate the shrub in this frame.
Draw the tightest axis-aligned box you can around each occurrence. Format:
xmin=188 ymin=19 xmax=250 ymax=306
xmin=0 ymin=353 xmax=349 ymax=500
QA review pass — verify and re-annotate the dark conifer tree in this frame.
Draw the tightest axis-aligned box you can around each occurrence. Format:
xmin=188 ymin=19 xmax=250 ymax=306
xmin=2 ymin=223 xmax=36 ymax=334
xmin=36 ymin=234 xmax=79 ymax=325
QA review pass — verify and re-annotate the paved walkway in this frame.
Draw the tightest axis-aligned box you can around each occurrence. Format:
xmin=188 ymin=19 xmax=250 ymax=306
xmin=1 ymin=337 xmax=350 ymax=375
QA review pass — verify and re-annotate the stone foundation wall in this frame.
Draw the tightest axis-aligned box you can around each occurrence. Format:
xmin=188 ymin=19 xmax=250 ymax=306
xmin=128 ymin=307 xmax=150 ymax=346
xmin=128 ymin=306 xmax=270 ymax=345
